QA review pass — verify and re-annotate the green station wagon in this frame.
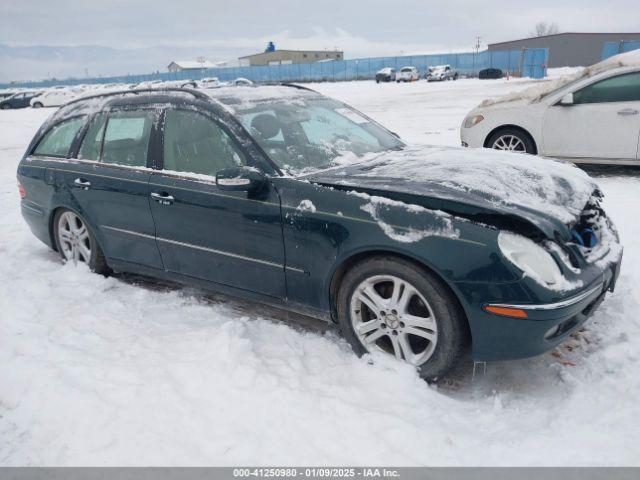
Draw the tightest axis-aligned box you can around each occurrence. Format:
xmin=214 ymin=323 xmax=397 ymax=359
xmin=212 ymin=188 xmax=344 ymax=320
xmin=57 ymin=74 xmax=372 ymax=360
xmin=17 ymin=86 xmax=622 ymax=379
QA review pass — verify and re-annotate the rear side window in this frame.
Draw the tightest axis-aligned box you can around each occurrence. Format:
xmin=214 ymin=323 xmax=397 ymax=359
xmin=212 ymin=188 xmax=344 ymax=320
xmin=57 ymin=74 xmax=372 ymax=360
xmin=163 ymin=109 xmax=245 ymax=176
xmin=574 ymin=72 xmax=640 ymax=104
xmin=101 ymin=111 xmax=154 ymax=167
xmin=33 ymin=117 xmax=85 ymax=158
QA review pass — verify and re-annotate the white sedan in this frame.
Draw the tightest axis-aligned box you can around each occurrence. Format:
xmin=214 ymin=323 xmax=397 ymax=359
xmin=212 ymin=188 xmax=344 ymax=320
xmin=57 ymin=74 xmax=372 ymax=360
xmin=30 ymin=88 xmax=84 ymax=108
xmin=460 ymin=51 xmax=640 ymax=165
xmin=397 ymin=66 xmax=420 ymax=83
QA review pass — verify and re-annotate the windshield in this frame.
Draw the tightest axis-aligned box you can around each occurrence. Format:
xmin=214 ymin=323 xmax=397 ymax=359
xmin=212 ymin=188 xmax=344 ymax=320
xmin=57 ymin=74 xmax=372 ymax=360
xmin=228 ymin=96 xmax=404 ymax=175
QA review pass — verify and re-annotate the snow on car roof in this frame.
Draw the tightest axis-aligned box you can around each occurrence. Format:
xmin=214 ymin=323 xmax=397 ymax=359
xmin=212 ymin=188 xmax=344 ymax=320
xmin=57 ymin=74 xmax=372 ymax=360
xmin=203 ymin=85 xmax=320 ymax=111
xmin=480 ymin=49 xmax=640 ymax=107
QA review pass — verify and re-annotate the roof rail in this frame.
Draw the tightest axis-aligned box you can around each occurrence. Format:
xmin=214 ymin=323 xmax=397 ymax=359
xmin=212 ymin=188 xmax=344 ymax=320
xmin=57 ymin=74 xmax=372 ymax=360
xmin=63 ymin=87 xmax=211 ymax=107
xmin=280 ymin=83 xmax=319 ymax=93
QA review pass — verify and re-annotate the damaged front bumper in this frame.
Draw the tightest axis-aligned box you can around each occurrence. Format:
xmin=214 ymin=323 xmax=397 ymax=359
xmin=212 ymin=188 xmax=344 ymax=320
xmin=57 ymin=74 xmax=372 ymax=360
xmin=464 ymin=257 xmax=622 ymax=362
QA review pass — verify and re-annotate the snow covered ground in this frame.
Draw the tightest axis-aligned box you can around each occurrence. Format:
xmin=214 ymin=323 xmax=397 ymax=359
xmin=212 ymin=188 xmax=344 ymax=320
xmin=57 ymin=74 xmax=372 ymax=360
xmin=1 ymin=78 xmax=639 ymax=466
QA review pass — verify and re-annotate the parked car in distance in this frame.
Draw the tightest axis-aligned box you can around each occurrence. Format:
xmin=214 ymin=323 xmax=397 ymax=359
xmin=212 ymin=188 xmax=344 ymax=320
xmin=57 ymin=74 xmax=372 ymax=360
xmin=375 ymin=67 xmax=397 ymax=83
xmin=199 ymin=77 xmax=221 ymax=88
xmin=479 ymin=68 xmax=504 ymax=80
xmin=0 ymin=91 xmax=41 ymax=109
xmin=163 ymin=79 xmax=198 ymax=89
xmin=17 ymin=85 xmax=622 ymax=380
xmin=0 ymin=90 xmax=17 ymax=100
xmin=228 ymin=77 xmax=254 ymax=87
xmin=396 ymin=66 xmax=419 ymax=82
xmin=30 ymin=88 xmax=84 ymax=108
xmin=461 ymin=50 xmax=640 ymax=165
xmin=427 ymin=65 xmax=459 ymax=81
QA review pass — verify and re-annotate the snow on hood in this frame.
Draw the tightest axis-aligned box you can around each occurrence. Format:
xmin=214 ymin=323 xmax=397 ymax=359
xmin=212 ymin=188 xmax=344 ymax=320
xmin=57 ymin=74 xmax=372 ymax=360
xmin=305 ymin=145 xmax=598 ymax=227
xmin=480 ymin=49 xmax=640 ymax=107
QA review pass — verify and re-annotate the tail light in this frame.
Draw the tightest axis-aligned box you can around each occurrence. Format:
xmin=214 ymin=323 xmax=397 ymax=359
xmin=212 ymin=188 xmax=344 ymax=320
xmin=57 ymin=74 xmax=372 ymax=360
xmin=18 ymin=180 xmax=26 ymax=199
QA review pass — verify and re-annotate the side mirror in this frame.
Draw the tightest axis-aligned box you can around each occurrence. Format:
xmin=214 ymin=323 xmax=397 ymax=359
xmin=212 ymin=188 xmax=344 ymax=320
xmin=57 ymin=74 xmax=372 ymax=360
xmin=559 ymin=92 xmax=574 ymax=106
xmin=216 ymin=166 xmax=267 ymax=192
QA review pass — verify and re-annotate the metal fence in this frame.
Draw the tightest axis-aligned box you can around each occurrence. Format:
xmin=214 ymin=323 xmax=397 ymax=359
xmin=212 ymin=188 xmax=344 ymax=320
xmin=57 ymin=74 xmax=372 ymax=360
xmin=602 ymin=40 xmax=640 ymax=60
xmin=1 ymin=48 xmax=548 ymax=89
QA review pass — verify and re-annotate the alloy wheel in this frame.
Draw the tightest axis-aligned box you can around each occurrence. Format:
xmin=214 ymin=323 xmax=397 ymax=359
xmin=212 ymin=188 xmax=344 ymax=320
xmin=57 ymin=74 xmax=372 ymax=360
xmin=57 ymin=211 xmax=91 ymax=264
xmin=491 ymin=134 xmax=526 ymax=152
xmin=350 ymin=274 xmax=438 ymax=365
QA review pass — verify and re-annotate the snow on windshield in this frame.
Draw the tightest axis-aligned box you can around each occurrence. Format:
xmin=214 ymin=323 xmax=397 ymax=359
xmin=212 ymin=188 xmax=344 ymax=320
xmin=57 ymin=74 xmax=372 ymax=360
xmin=480 ymin=49 xmax=640 ymax=107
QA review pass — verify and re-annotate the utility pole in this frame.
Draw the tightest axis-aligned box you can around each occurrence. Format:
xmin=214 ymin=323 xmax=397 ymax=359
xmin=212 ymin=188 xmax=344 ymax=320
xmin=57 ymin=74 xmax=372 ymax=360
xmin=473 ymin=36 xmax=481 ymax=76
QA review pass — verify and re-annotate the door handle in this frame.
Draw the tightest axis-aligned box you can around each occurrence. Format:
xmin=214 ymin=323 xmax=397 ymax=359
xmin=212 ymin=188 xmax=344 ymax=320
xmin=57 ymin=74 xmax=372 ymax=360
xmin=150 ymin=192 xmax=174 ymax=205
xmin=617 ymin=108 xmax=639 ymax=116
xmin=73 ymin=178 xmax=91 ymax=190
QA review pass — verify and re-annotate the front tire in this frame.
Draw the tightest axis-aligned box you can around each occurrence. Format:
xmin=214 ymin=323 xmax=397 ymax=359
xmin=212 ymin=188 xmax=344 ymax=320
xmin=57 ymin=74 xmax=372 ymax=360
xmin=487 ymin=128 xmax=535 ymax=154
xmin=53 ymin=209 xmax=109 ymax=274
xmin=337 ymin=256 xmax=469 ymax=380
xmin=32 ymin=102 xmax=43 ymax=108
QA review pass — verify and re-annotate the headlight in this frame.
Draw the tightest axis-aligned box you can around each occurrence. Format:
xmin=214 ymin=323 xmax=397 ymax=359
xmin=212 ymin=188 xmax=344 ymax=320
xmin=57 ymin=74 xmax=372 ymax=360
xmin=463 ymin=114 xmax=484 ymax=128
xmin=498 ymin=231 xmax=562 ymax=286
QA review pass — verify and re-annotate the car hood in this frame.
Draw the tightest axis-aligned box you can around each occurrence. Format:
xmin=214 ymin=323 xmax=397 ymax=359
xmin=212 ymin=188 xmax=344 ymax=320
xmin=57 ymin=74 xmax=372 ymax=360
xmin=300 ymin=145 xmax=598 ymax=240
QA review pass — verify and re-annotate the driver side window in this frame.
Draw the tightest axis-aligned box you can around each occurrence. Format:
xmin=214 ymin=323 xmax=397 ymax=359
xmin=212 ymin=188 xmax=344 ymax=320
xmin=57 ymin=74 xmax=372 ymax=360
xmin=163 ymin=109 xmax=246 ymax=176
xmin=573 ymin=72 xmax=640 ymax=104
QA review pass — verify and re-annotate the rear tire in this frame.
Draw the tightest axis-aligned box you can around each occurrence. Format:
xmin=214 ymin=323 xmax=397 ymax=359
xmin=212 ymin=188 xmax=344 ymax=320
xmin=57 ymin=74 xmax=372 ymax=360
xmin=1 ymin=104 xmax=9 ymax=110
xmin=336 ymin=256 xmax=469 ymax=381
xmin=486 ymin=128 xmax=535 ymax=154
xmin=32 ymin=102 xmax=43 ymax=108
xmin=53 ymin=209 xmax=110 ymax=275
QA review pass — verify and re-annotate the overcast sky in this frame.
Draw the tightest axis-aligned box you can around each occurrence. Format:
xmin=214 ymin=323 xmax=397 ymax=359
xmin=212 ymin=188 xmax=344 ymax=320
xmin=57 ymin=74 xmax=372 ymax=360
xmin=0 ymin=0 xmax=638 ymax=81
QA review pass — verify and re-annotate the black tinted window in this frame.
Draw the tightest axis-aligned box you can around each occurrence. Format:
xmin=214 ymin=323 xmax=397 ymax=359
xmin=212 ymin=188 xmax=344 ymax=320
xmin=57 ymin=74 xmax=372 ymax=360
xmin=34 ymin=117 xmax=85 ymax=157
xmin=574 ymin=73 xmax=640 ymax=104
xmin=163 ymin=110 xmax=245 ymax=176
xmin=101 ymin=111 xmax=153 ymax=167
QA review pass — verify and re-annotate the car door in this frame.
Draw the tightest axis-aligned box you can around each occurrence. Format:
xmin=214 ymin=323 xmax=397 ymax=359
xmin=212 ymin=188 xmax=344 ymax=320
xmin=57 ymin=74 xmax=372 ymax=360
xmin=12 ymin=93 xmax=25 ymax=108
xmin=149 ymin=108 xmax=286 ymax=298
xmin=542 ymin=71 xmax=640 ymax=159
xmin=57 ymin=108 xmax=163 ymax=269
xmin=46 ymin=92 xmax=63 ymax=107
